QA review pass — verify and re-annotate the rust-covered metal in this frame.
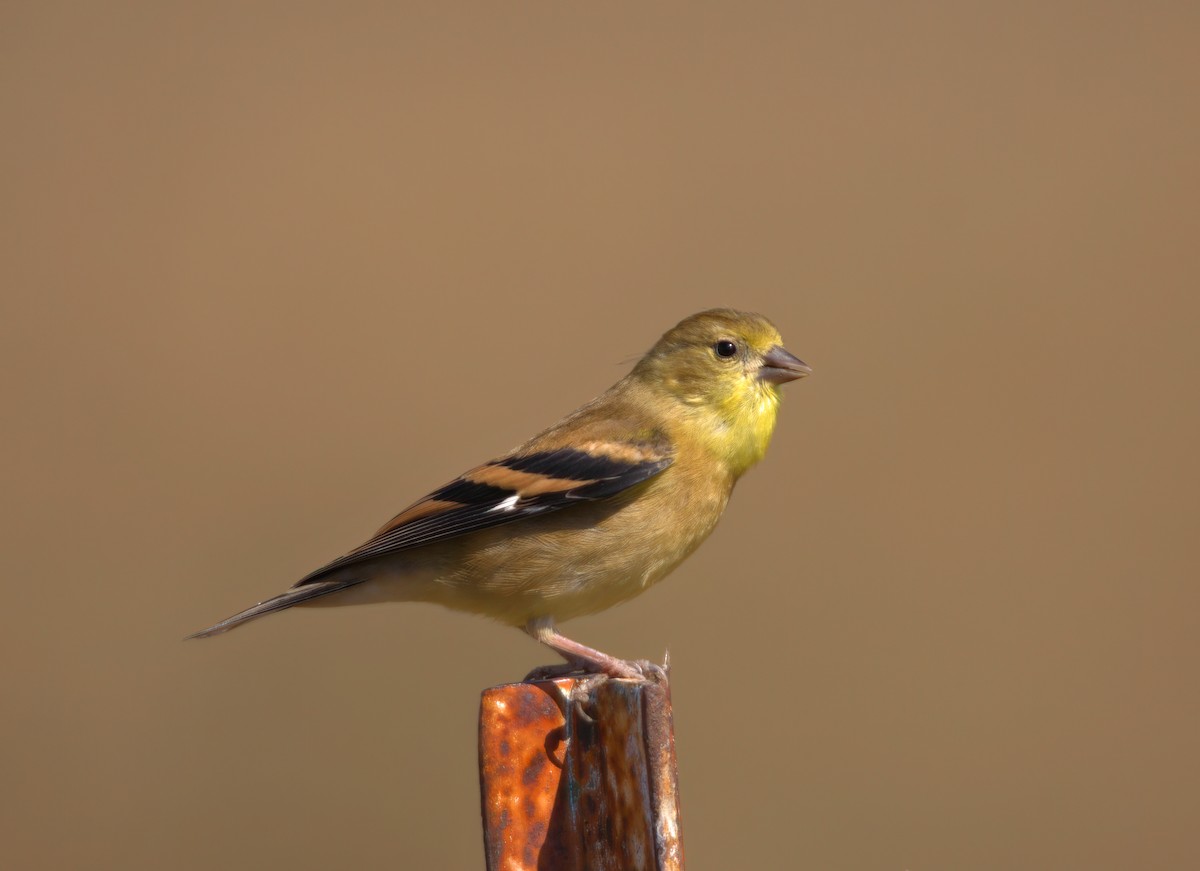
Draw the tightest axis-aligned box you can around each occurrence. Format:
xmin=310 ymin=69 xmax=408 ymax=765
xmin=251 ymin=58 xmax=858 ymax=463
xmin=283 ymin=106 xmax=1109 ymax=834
xmin=479 ymin=673 xmax=684 ymax=870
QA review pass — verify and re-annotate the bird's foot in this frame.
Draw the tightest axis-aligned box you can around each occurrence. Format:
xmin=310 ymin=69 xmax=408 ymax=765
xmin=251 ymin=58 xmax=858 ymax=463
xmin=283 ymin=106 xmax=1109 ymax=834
xmin=524 ymin=650 xmax=670 ymax=684
xmin=527 ymin=651 xmax=671 ymax=724
xmin=523 ymin=660 xmax=591 ymax=682
xmin=626 ymin=656 xmax=670 ymax=685
xmin=523 ymin=617 xmax=670 ymax=683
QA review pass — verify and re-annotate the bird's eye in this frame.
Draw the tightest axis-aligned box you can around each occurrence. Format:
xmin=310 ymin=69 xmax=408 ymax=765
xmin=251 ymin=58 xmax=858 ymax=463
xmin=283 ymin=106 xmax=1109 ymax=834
xmin=714 ymin=340 xmax=738 ymax=359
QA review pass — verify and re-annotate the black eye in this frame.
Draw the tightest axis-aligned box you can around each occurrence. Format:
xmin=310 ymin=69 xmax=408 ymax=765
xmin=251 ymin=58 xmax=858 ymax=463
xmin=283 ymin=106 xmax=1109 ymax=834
xmin=714 ymin=340 xmax=738 ymax=359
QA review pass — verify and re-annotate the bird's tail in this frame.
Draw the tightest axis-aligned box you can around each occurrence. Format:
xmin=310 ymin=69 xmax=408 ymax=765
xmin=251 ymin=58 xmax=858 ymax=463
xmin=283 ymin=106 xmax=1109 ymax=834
xmin=184 ymin=578 xmax=363 ymax=639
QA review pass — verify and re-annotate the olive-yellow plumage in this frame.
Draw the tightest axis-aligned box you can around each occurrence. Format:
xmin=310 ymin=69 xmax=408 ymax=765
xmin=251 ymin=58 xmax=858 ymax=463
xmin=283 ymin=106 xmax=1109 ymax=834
xmin=189 ymin=309 xmax=811 ymax=678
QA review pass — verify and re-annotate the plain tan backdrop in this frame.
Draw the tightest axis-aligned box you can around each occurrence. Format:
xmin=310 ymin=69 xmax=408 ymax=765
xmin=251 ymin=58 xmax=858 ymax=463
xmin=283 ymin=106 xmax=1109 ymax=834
xmin=2 ymin=3 xmax=1197 ymax=869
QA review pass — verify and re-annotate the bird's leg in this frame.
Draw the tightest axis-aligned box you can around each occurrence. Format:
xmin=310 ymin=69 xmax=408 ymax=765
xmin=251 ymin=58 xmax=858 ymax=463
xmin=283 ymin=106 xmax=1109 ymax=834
xmin=523 ymin=617 xmax=657 ymax=682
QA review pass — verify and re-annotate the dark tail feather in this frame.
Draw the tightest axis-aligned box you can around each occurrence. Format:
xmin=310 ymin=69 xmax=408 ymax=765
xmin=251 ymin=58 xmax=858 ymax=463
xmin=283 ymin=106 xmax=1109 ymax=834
xmin=184 ymin=579 xmax=362 ymax=640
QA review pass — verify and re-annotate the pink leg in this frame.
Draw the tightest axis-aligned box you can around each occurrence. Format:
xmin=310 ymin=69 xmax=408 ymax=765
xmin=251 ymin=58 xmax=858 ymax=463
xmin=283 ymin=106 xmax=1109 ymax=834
xmin=524 ymin=617 xmax=649 ymax=681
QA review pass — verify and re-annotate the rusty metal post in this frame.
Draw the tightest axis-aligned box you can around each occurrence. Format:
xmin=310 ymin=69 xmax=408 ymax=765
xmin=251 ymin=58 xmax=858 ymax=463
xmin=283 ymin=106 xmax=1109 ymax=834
xmin=479 ymin=674 xmax=684 ymax=870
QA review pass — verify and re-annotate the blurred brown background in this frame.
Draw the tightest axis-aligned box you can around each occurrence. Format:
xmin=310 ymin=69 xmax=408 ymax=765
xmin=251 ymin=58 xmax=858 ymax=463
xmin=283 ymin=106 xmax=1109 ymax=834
xmin=2 ymin=2 xmax=1197 ymax=869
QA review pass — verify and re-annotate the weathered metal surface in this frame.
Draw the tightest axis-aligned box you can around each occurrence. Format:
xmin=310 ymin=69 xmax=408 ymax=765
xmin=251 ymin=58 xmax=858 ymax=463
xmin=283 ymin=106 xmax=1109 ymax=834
xmin=479 ymin=674 xmax=683 ymax=870
xmin=640 ymin=680 xmax=684 ymax=871
xmin=478 ymin=678 xmax=576 ymax=870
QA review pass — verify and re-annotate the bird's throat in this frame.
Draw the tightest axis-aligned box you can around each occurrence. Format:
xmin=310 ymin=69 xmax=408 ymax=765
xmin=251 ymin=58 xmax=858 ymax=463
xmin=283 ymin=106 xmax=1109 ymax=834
xmin=707 ymin=384 xmax=781 ymax=478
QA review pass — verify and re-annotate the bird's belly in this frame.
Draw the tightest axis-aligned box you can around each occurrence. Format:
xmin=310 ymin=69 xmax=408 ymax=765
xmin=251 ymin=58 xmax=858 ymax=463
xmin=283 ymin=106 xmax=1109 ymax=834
xmin=428 ymin=478 xmax=728 ymax=626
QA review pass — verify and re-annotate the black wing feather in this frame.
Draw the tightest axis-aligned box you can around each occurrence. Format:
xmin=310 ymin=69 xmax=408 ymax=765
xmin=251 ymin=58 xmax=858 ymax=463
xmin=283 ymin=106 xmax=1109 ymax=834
xmin=295 ymin=447 xmax=672 ymax=586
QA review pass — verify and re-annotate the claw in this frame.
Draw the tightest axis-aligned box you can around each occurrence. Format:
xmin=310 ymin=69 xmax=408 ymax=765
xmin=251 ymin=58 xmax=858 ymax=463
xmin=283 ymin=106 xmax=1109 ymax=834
xmin=630 ymin=659 xmax=669 ymax=685
xmin=567 ymin=674 xmax=610 ymax=724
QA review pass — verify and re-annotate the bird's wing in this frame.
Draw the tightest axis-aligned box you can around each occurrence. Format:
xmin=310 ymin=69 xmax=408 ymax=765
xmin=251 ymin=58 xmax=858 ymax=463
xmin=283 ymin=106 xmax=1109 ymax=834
xmin=294 ymin=441 xmax=673 ymax=586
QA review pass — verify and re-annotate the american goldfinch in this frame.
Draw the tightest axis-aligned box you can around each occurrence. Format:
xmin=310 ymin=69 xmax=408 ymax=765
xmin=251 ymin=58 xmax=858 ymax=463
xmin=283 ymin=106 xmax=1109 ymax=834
xmin=189 ymin=309 xmax=810 ymax=678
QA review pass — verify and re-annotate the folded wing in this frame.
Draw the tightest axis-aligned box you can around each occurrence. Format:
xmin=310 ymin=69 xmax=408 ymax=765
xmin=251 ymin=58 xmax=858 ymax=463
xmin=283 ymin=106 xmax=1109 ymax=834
xmin=294 ymin=443 xmax=673 ymax=587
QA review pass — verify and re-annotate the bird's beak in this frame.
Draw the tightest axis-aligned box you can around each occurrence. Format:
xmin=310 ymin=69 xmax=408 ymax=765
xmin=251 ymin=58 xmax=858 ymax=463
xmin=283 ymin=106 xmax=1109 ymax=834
xmin=759 ymin=345 xmax=812 ymax=384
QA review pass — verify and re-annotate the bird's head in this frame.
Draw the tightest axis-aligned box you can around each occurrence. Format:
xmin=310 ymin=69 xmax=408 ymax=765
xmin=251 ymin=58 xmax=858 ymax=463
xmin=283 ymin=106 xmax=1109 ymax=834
xmin=632 ymin=308 xmax=811 ymax=473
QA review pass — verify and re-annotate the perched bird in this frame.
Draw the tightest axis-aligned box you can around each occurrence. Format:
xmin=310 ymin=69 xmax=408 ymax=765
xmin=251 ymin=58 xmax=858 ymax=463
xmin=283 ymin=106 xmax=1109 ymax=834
xmin=188 ymin=309 xmax=811 ymax=678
